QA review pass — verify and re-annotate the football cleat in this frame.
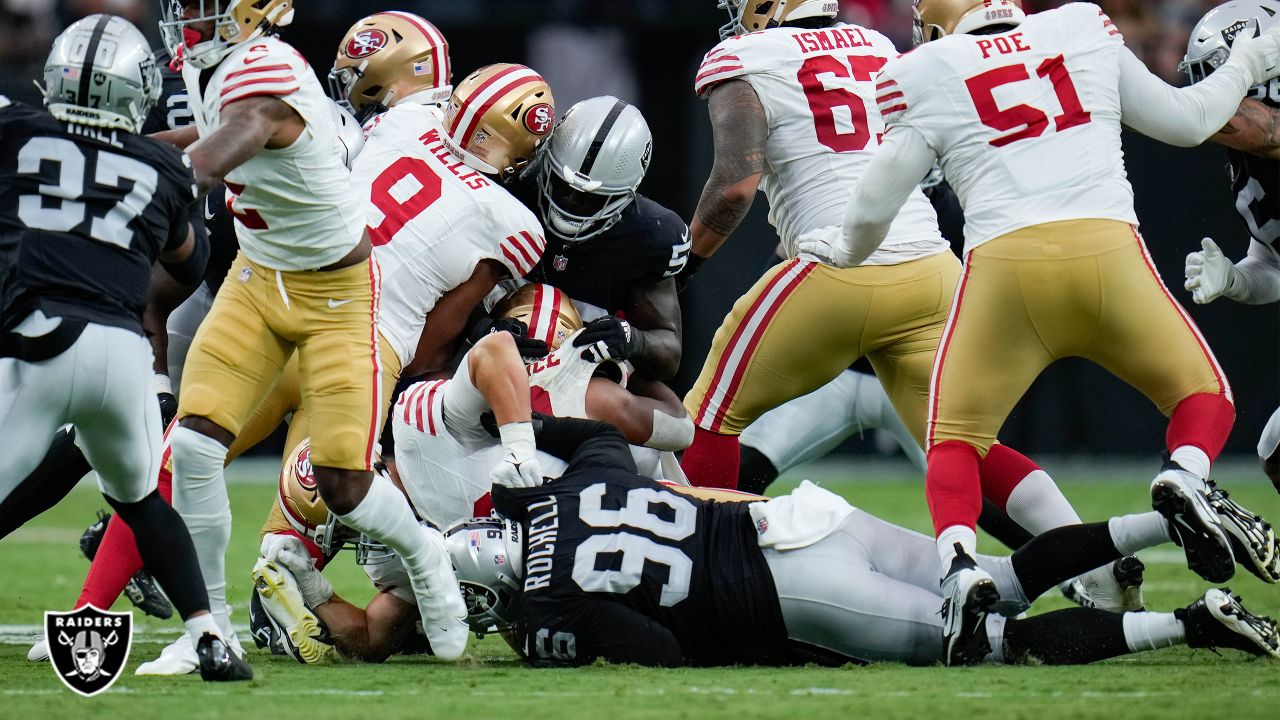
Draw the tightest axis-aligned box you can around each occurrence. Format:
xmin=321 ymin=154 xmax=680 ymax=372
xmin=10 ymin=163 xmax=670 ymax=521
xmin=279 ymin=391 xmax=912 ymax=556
xmin=135 ymin=634 xmax=198 ymax=675
xmin=940 ymin=543 xmax=999 ymax=666
xmin=123 ymin=571 xmax=174 ymax=620
xmin=248 ymin=588 xmax=286 ymax=655
xmin=196 ymin=633 xmax=254 ymax=682
xmin=78 ymin=509 xmax=109 ymax=560
xmin=27 ymin=636 xmax=48 ymax=662
xmin=1067 ymin=556 xmax=1146 ymax=613
xmin=1152 ymin=463 xmax=1235 ymax=583
xmin=251 ymin=559 xmax=334 ymax=664
xmin=1203 ymin=481 xmax=1280 ymax=583
xmin=407 ymin=525 xmax=470 ymax=661
xmin=1178 ymin=588 xmax=1280 ymax=658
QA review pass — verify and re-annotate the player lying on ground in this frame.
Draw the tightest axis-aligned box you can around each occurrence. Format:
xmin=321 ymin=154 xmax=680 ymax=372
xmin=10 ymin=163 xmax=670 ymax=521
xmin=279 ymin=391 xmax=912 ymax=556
xmin=808 ymin=0 xmax=1280 ymax=664
xmin=450 ymin=415 xmax=1280 ymax=667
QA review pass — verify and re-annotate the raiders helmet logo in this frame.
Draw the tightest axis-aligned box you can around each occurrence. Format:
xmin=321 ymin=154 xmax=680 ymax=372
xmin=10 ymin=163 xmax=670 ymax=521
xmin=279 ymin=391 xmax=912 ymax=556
xmin=346 ymin=29 xmax=389 ymax=59
xmin=524 ymin=103 xmax=555 ymax=135
xmin=1221 ymin=18 xmax=1259 ymax=45
xmin=44 ymin=605 xmax=132 ymax=697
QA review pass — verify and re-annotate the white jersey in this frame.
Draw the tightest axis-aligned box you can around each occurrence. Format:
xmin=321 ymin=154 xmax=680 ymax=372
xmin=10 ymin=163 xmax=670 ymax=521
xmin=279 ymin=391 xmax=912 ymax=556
xmin=695 ymin=24 xmax=946 ymax=264
xmin=877 ymin=3 xmax=1137 ymax=252
xmin=183 ymin=37 xmax=365 ymax=271
xmin=353 ymin=102 xmax=546 ymax=369
xmin=526 ymin=334 xmax=625 ymax=418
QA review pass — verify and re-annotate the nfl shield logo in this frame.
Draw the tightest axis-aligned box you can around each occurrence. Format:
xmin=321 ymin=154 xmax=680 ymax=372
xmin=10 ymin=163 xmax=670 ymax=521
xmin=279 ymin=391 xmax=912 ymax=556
xmin=553 ymin=254 xmax=569 ymax=272
xmin=44 ymin=605 xmax=132 ymax=697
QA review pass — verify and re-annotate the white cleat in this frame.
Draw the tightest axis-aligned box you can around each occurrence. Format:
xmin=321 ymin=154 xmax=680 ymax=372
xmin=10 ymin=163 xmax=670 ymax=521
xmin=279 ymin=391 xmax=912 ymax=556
xmin=408 ymin=525 xmax=469 ymax=661
xmin=27 ymin=636 xmax=48 ymax=662
xmin=1152 ymin=463 xmax=1235 ymax=583
xmin=135 ymin=633 xmax=198 ymax=675
xmin=940 ymin=544 xmax=999 ymax=667
xmin=251 ymin=559 xmax=334 ymax=664
xmin=1073 ymin=556 xmax=1146 ymax=613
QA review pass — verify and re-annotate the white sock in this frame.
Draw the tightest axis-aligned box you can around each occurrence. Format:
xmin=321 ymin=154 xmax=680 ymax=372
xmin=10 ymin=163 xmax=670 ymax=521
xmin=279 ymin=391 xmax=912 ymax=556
xmin=184 ymin=613 xmax=220 ymax=645
xmin=1122 ymin=612 xmax=1184 ymax=652
xmin=937 ymin=525 xmax=978 ymax=570
xmin=334 ymin=472 xmax=430 ymax=575
xmin=1004 ymin=470 xmax=1082 ymax=532
xmin=1170 ymin=446 xmax=1211 ymax=482
xmin=170 ymin=427 xmax=231 ymax=615
xmin=1108 ymin=512 xmax=1173 ymax=556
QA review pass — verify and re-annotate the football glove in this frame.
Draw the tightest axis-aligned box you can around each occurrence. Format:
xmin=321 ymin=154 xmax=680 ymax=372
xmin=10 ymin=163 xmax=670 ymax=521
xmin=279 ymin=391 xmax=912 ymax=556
xmin=675 ymin=253 xmax=707 ymax=294
xmin=1185 ymin=237 xmax=1237 ymax=305
xmin=468 ymin=315 xmax=550 ymax=361
xmin=259 ymin=533 xmax=332 ymax=607
xmin=1226 ymin=24 xmax=1280 ymax=89
xmin=573 ymin=316 xmax=646 ymax=363
xmin=489 ymin=421 xmax=543 ymax=489
xmin=154 ymin=374 xmax=177 ymax=428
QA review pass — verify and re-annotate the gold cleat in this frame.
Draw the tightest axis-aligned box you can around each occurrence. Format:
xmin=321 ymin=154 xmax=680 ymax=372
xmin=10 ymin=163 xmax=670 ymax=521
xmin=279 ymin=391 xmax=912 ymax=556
xmin=251 ymin=559 xmax=335 ymax=664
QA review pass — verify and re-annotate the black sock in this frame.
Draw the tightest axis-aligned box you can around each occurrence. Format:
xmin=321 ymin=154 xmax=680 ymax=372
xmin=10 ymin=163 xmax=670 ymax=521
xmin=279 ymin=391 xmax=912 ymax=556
xmin=1003 ymin=608 xmax=1131 ymax=665
xmin=1011 ymin=521 xmax=1121 ymax=600
xmin=0 ymin=428 xmax=92 ymax=539
xmin=978 ymin=499 xmax=1033 ymax=550
xmin=106 ymin=491 xmax=210 ymax=620
xmin=738 ymin=445 xmax=779 ymax=496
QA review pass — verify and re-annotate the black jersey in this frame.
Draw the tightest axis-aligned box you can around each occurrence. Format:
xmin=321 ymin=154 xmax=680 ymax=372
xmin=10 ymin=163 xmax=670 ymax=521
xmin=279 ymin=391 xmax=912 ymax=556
xmin=525 ymin=195 xmax=691 ymax=314
xmin=493 ymin=418 xmax=790 ymax=667
xmin=0 ymin=100 xmax=196 ymax=334
xmin=1227 ymin=86 xmax=1280 ymax=254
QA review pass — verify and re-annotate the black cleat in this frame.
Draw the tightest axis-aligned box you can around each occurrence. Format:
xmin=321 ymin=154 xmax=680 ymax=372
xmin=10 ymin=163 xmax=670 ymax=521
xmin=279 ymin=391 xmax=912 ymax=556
xmin=1151 ymin=462 xmax=1235 ymax=583
xmin=1203 ymin=481 xmax=1280 ymax=584
xmin=123 ymin=571 xmax=174 ymax=620
xmin=78 ymin=510 xmax=110 ymax=560
xmin=248 ymin=589 xmax=284 ymax=654
xmin=196 ymin=633 xmax=253 ymax=682
xmin=1178 ymin=588 xmax=1280 ymax=658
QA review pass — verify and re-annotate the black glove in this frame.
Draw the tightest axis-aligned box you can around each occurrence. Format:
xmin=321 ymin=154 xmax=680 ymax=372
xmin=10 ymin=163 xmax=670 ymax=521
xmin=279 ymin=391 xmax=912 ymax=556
xmin=572 ymin=316 xmax=646 ymax=363
xmin=675 ymin=253 xmax=707 ymax=294
xmin=157 ymin=392 xmax=178 ymax=429
xmin=467 ymin=315 xmax=550 ymax=361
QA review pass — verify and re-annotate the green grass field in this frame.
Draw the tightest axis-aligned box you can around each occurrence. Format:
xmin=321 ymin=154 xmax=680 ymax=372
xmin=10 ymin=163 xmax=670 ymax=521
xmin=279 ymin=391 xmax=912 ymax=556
xmin=3 ymin=458 xmax=1279 ymax=719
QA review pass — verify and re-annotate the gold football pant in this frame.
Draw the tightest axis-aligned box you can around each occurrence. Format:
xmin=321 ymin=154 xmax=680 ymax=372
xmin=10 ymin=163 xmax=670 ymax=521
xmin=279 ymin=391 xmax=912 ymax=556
xmin=178 ymin=253 xmax=386 ymax=471
xmin=684 ymin=252 xmax=959 ymax=443
xmin=928 ymin=220 xmax=1231 ymax=454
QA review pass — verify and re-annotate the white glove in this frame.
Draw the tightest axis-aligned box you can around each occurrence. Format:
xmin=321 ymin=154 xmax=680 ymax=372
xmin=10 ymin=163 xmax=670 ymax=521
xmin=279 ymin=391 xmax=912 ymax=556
xmin=259 ymin=533 xmax=333 ymax=606
xmin=795 ymin=227 xmax=854 ymax=268
xmin=489 ymin=421 xmax=543 ymax=489
xmin=1184 ymin=237 xmax=1237 ymax=304
xmin=1225 ymin=24 xmax=1280 ymax=88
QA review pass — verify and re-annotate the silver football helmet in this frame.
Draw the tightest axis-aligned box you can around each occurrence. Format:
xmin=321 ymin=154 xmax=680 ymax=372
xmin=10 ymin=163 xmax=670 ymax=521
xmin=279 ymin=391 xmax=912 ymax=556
xmin=40 ymin=15 xmax=161 ymax=134
xmin=717 ymin=0 xmax=839 ymax=40
xmin=538 ymin=96 xmax=652 ymax=243
xmin=444 ymin=517 xmax=523 ymax=635
xmin=1181 ymin=0 xmax=1280 ymax=83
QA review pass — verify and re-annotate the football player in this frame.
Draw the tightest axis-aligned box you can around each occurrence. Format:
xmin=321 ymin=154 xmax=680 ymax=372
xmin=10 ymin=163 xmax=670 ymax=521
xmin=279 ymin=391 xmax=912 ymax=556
xmin=678 ymin=0 xmax=1131 ymax=611
xmin=155 ymin=0 xmax=469 ymax=667
xmin=812 ymin=0 xmax=1280 ymax=663
xmin=329 ymin=11 xmax=452 ymax=124
xmin=521 ymin=96 xmax=689 ymax=381
xmin=0 ymin=15 xmax=249 ymax=681
xmin=1179 ymin=0 xmax=1280 ymax=493
xmin=449 ymin=415 xmax=1280 ymax=667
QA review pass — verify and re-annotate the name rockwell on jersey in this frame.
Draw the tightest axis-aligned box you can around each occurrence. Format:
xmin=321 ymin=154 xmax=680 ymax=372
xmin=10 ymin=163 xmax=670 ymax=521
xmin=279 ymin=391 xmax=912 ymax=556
xmin=523 ymin=496 xmax=560 ymax=592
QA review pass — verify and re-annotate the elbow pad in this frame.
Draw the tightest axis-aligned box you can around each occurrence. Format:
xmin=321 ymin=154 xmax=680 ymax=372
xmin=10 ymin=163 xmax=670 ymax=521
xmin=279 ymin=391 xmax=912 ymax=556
xmin=161 ymin=230 xmax=209 ymax=287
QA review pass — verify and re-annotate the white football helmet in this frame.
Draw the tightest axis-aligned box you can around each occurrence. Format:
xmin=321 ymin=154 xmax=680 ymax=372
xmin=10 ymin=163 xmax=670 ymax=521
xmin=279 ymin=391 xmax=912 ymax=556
xmin=538 ymin=96 xmax=652 ymax=242
xmin=444 ymin=517 xmax=523 ymax=635
xmin=159 ymin=0 xmax=295 ymax=69
xmin=1181 ymin=1 xmax=1280 ymax=83
xmin=41 ymin=15 xmax=161 ymax=134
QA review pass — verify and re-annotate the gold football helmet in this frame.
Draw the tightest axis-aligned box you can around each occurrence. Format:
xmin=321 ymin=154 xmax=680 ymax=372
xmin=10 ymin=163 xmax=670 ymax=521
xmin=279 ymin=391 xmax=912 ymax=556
xmin=443 ymin=63 xmax=555 ymax=184
xmin=718 ymin=0 xmax=839 ymax=40
xmin=277 ymin=438 xmax=392 ymax=564
xmin=493 ymin=283 xmax=582 ymax=351
xmin=913 ymin=0 xmax=1026 ymax=45
xmin=330 ymin=11 xmax=451 ymax=121
xmin=160 ymin=0 xmax=295 ymax=69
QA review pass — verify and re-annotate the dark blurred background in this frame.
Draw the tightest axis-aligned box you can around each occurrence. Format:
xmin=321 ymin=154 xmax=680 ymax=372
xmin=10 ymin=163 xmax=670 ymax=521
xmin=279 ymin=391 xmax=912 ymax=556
xmin=2 ymin=0 xmax=1274 ymax=461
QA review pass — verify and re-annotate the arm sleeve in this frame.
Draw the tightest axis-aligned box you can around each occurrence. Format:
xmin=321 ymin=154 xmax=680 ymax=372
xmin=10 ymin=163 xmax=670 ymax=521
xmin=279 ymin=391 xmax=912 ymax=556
xmin=534 ymin=416 xmax=638 ymax=475
xmin=1118 ymin=46 xmax=1253 ymax=147
xmin=1227 ymin=239 xmax=1280 ymax=304
xmin=838 ymin=125 xmax=938 ymax=265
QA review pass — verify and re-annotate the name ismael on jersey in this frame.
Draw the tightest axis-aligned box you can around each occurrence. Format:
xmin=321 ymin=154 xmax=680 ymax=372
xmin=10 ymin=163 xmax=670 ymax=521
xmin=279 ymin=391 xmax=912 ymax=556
xmin=50 ymin=615 xmax=126 ymax=629
xmin=419 ymin=127 xmax=491 ymax=190
xmin=522 ymin=496 xmax=560 ymax=592
xmin=791 ymin=26 xmax=874 ymax=54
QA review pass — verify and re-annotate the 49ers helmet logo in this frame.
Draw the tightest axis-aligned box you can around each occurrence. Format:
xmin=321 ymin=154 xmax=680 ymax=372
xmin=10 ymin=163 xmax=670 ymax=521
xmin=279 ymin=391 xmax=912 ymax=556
xmin=346 ymin=29 xmax=389 ymax=59
xmin=293 ymin=444 xmax=316 ymax=491
xmin=524 ymin=103 xmax=555 ymax=135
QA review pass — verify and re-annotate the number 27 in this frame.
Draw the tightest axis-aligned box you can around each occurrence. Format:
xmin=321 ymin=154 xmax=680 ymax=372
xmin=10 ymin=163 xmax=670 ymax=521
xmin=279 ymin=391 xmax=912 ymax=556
xmin=965 ymin=54 xmax=1091 ymax=148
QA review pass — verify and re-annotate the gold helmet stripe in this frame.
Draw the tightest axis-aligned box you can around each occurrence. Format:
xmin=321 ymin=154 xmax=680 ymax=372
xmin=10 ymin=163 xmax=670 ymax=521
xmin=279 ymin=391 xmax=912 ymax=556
xmin=372 ymin=10 xmax=450 ymax=85
xmin=448 ymin=65 xmax=546 ymax=147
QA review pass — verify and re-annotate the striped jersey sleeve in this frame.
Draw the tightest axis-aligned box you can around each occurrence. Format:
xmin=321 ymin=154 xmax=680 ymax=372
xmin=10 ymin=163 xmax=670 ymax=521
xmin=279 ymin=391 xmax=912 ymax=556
xmin=694 ymin=42 xmax=748 ymax=97
xmin=217 ymin=42 xmax=303 ymax=110
xmin=498 ymin=229 xmax=547 ymax=278
xmin=394 ymin=379 xmax=449 ymax=435
xmin=875 ymin=66 xmax=908 ymax=124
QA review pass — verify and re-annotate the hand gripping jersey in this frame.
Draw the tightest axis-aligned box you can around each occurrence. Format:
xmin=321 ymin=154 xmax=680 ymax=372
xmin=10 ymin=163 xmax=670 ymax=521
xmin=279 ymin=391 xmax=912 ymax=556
xmin=877 ymin=3 xmax=1138 ymax=252
xmin=353 ymin=102 xmax=547 ymax=369
xmin=1228 ymin=80 xmax=1280 ymax=257
xmin=0 ymin=101 xmax=195 ymax=334
xmin=182 ymin=36 xmax=365 ymax=271
xmin=695 ymin=24 xmax=945 ymax=264
xmin=493 ymin=420 xmax=789 ymax=667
